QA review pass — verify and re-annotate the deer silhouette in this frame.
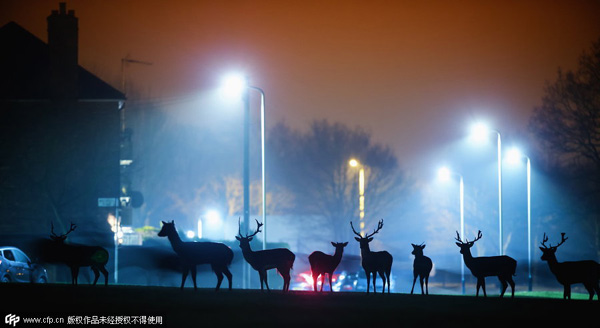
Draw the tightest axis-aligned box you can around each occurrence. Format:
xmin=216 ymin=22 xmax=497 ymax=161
xmin=308 ymin=242 xmax=348 ymax=292
xmin=410 ymin=243 xmax=433 ymax=295
xmin=45 ymin=222 xmax=109 ymax=285
xmin=157 ymin=220 xmax=233 ymax=291
xmin=540 ymin=233 xmax=600 ymax=301
xmin=351 ymin=220 xmax=393 ymax=294
xmin=455 ymin=230 xmax=516 ymax=297
xmin=236 ymin=218 xmax=295 ymax=292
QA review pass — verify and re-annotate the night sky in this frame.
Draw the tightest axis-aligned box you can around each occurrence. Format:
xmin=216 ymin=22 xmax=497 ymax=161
xmin=2 ymin=0 xmax=600 ymax=171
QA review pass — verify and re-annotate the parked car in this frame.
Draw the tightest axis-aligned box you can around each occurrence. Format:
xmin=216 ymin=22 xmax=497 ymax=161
xmin=291 ymin=269 xmax=396 ymax=292
xmin=0 ymin=247 xmax=47 ymax=283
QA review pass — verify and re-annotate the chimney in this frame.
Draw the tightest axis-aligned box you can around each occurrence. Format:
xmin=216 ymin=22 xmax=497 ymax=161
xmin=47 ymin=2 xmax=78 ymax=99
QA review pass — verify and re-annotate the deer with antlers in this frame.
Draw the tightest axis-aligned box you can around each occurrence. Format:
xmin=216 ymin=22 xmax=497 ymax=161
xmin=236 ymin=219 xmax=295 ymax=292
xmin=351 ymin=219 xmax=393 ymax=294
xmin=308 ymin=242 xmax=348 ymax=292
xmin=45 ymin=222 xmax=109 ymax=285
xmin=157 ymin=220 xmax=233 ymax=291
xmin=540 ymin=233 xmax=600 ymax=301
xmin=455 ymin=230 xmax=516 ymax=297
xmin=410 ymin=243 xmax=433 ymax=295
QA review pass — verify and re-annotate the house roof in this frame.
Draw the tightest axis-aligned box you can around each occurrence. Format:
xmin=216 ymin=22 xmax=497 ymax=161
xmin=0 ymin=21 xmax=125 ymax=101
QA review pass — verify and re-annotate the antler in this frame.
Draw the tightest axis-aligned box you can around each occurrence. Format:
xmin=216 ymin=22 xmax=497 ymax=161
xmin=350 ymin=221 xmax=363 ymax=238
xmin=541 ymin=232 xmax=568 ymax=249
xmin=51 ymin=222 xmax=77 ymax=237
xmin=238 ymin=217 xmax=263 ymax=238
xmin=455 ymin=231 xmax=463 ymax=244
xmin=472 ymin=230 xmax=482 ymax=243
xmin=540 ymin=232 xmax=550 ymax=249
xmin=247 ymin=219 xmax=263 ymax=238
xmin=365 ymin=219 xmax=384 ymax=238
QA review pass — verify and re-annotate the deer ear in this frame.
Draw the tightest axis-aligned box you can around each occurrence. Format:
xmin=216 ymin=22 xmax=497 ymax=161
xmin=170 ymin=220 xmax=174 ymax=224
xmin=331 ymin=242 xmax=336 ymax=247
xmin=422 ymin=245 xmax=426 ymax=249
xmin=539 ymin=247 xmax=545 ymax=252
xmin=248 ymin=237 xmax=253 ymax=242
xmin=411 ymin=243 xmax=416 ymax=247
xmin=354 ymin=237 xmax=361 ymax=242
xmin=342 ymin=242 xmax=348 ymax=246
xmin=455 ymin=242 xmax=462 ymax=247
xmin=368 ymin=237 xmax=373 ymax=242
xmin=235 ymin=236 xmax=241 ymax=241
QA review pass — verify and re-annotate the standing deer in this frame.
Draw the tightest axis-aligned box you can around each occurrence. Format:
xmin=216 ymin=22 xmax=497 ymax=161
xmin=236 ymin=219 xmax=295 ymax=292
xmin=351 ymin=220 xmax=393 ymax=294
xmin=540 ymin=233 xmax=600 ymax=301
xmin=157 ymin=220 xmax=233 ymax=291
xmin=455 ymin=230 xmax=516 ymax=298
xmin=410 ymin=243 xmax=433 ymax=295
xmin=45 ymin=222 xmax=109 ymax=286
xmin=308 ymin=242 xmax=348 ymax=292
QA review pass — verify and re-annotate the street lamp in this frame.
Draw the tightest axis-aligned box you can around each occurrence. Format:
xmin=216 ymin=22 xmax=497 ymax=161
xmin=506 ymin=147 xmax=533 ymax=291
xmin=349 ymin=159 xmax=365 ymax=235
xmin=221 ymin=73 xmax=267 ymax=251
xmin=437 ymin=166 xmax=465 ymax=294
xmin=469 ymin=122 xmax=503 ymax=255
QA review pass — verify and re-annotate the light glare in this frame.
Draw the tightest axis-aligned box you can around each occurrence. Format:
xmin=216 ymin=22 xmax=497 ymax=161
xmin=349 ymin=159 xmax=359 ymax=167
xmin=221 ymin=74 xmax=247 ymax=98
xmin=506 ymin=147 xmax=523 ymax=165
xmin=438 ymin=167 xmax=451 ymax=182
xmin=469 ymin=122 xmax=490 ymax=143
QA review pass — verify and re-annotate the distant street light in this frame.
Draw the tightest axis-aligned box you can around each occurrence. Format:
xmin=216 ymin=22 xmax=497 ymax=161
xmin=437 ymin=166 xmax=465 ymax=294
xmin=469 ymin=122 xmax=503 ymax=255
xmin=349 ymin=159 xmax=365 ymax=235
xmin=221 ymin=73 xmax=266 ymax=290
xmin=506 ymin=147 xmax=533 ymax=291
xmin=221 ymin=73 xmax=267 ymax=251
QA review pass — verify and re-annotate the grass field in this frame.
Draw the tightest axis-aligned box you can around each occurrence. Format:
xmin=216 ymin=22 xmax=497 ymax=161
xmin=2 ymin=284 xmax=597 ymax=327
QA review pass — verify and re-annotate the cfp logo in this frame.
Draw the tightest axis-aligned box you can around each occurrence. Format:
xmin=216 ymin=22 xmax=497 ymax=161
xmin=4 ymin=314 xmax=19 ymax=327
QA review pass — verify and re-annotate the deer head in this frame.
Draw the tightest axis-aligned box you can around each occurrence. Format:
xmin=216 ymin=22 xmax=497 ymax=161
xmin=235 ymin=218 xmax=263 ymax=249
xmin=455 ymin=230 xmax=482 ymax=254
xmin=157 ymin=220 xmax=176 ymax=237
xmin=351 ymin=219 xmax=384 ymax=251
xmin=411 ymin=243 xmax=426 ymax=256
xmin=50 ymin=222 xmax=77 ymax=243
xmin=539 ymin=232 xmax=568 ymax=261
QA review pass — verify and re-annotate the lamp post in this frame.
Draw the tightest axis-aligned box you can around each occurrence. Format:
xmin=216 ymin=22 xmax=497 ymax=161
xmin=507 ymin=147 xmax=532 ymax=291
xmin=349 ymin=159 xmax=365 ymax=235
xmin=438 ymin=167 xmax=465 ymax=294
xmin=221 ymin=74 xmax=267 ymax=288
xmin=470 ymin=122 xmax=503 ymax=255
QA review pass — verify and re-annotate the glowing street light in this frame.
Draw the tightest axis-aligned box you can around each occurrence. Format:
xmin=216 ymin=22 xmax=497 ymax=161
xmin=220 ymin=73 xmax=267 ymax=251
xmin=506 ymin=146 xmax=533 ymax=291
xmin=437 ymin=166 xmax=465 ymax=294
xmin=469 ymin=121 xmax=503 ymax=255
xmin=349 ymin=159 xmax=365 ymax=235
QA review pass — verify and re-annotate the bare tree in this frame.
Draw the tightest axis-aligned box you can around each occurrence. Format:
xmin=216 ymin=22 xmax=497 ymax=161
xmin=268 ymin=120 xmax=405 ymax=242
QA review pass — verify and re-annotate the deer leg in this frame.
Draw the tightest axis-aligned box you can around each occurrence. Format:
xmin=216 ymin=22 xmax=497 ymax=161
xmin=180 ymin=267 xmax=189 ymax=289
xmin=91 ymin=267 xmax=100 ymax=286
xmin=215 ymin=270 xmax=224 ymax=291
xmin=223 ymin=267 xmax=233 ymax=291
xmin=499 ymin=277 xmax=508 ymax=298
xmin=411 ymin=273 xmax=418 ymax=294
xmin=191 ymin=266 xmax=198 ymax=290
xmin=425 ymin=274 xmax=429 ymax=295
xmin=365 ymin=271 xmax=371 ymax=294
xmin=71 ymin=266 xmax=79 ymax=285
xmin=593 ymin=282 xmax=600 ymax=301
xmin=379 ymin=271 xmax=386 ymax=294
xmin=419 ymin=275 xmax=425 ymax=295
xmin=475 ymin=278 xmax=482 ymax=297
xmin=282 ymin=270 xmax=291 ymax=292
xmin=373 ymin=272 xmax=378 ymax=294
xmin=328 ymin=273 xmax=334 ymax=292
xmin=320 ymin=274 xmax=325 ymax=292
xmin=387 ymin=272 xmax=391 ymax=294
xmin=564 ymin=284 xmax=571 ymax=299
xmin=312 ymin=272 xmax=318 ymax=292
xmin=583 ymin=283 xmax=594 ymax=301
xmin=262 ymin=270 xmax=271 ymax=292
xmin=99 ymin=266 xmax=109 ymax=286
xmin=507 ymin=276 xmax=515 ymax=298
xmin=481 ymin=278 xmax=487 ymax=297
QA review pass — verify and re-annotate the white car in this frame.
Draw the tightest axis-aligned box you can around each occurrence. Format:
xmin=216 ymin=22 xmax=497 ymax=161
xmin=0 ymin=247 xmax=47 ymax=283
